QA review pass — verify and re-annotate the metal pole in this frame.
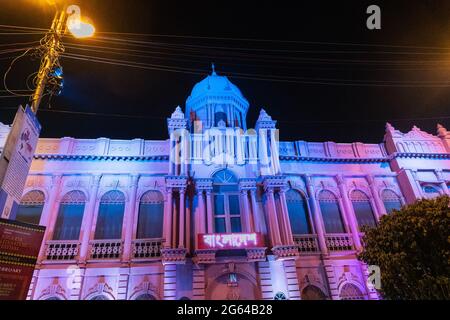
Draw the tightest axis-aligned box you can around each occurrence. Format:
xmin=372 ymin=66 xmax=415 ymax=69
xmin=30 ymin=10 xmax=67 ymax=114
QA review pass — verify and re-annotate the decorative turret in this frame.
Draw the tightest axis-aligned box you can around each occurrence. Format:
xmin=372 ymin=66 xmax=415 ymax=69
xmin=437 ymin=124 xmax=450 ymax=153
xmin=255 ymin=108 xmax=281 ymax=176
xmin=167 ymin=105 xmax=188 ymax=135
xmin=255 ymin=108 xmax=277 ymax=131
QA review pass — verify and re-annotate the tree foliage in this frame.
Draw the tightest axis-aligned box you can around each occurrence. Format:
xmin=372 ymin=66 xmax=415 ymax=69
xmin=358 ymin=196 xmax=450 ymax=300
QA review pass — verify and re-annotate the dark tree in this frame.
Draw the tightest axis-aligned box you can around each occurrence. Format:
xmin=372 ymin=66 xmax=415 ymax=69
xmin=358 ymin=196 xmax=450 ymax=300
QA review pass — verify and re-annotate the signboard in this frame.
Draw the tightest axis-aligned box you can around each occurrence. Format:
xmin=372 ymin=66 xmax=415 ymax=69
xmin=0 ymin=218 xmax=45 ymax=300
xmin=0 ymin=105 xmax=41 ymax=220
xmin=198 ymin=233 xmax=263 ymax=250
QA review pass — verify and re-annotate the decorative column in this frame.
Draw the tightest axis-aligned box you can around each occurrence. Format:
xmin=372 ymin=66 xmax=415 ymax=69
xmin=266 ymin=188 xmax=282 ymax=246
xmin=163 ymin=187 xmax=173 ymax=248
xmin=278 ymin=189 xmax=294 ymax=245
xmin=206 ymin=190 xmax=214 ymax=233
xmin=122 ymin=175 xmax=139 ymax=262
xmin=39 ymin=174 xmax=62 ymax=228
xmin=411 ymin=170 xmax=424 ymax=198
xmin=367 ymin=175 xmax=386 ymax=217
xmin=250 ymin=189 xmax=261 ymax=232
xmin=195 ymin=190 xmax=206 ymax=249
xmin=37 ymin=174 xmax=62 ymax=264
xmin=185 ymin=193 xmax=191 ymax=251
xmin=240 ymin=189 xmax=253 ymax=233
xmin=235 ymin=128 xmax=245 ymax=165
xmin=178 ymin=188 xmax=186 ymax=248
xmin=305 ymin=175 xmax=328 ymax=255
xmin=336 ymin=175 xmax=362 ymax=251
xmin=169 ymin=132 xmax=175 ymax=175
xmin=79 ymin=174 xmax=102 ymax=263
xmin=269 ymin=129 xmax=281 ymax=175
xmin=258 ymin=129 xmax=271 ymax=175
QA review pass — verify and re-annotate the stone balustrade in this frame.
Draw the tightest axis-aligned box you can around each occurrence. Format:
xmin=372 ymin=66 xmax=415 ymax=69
xmin=132 ymin=238 xmax=163 ymax=260
xmin=325 ymin=234 xmax=354 ymax=252
xmin=89 ymin=240 xmax=123 ymax=260
xmin=293 ymin=234 xmax=320 ymax=254
xmin=45 ymin=240 xmax=80 ymax=261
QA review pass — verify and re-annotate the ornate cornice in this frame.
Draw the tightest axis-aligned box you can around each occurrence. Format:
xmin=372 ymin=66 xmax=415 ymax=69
xmin=165 ymin=175 xmax=188 ymax=189
xmin=34 ymin=154 xmax=169 ymax=161
xmin=280 ymin=152 xmax=450 ymax=163
xmin=263 ymin=175 xmax=288 ymax=191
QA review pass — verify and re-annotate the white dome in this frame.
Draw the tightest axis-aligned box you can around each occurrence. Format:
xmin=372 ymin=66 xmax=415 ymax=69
xmin=188 ymin=72 xmax=244 ymax=101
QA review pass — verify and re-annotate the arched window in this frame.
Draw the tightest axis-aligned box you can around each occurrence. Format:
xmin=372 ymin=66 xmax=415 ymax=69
xmin=381 ymin=190 xmax=402 ymax=214
xmin=301 ymin=285 xmax=327 ymax=300
xmin=318 ymin=190 xmax=345 ymax=234
xmin=212 ymin=170 xmax=241 ymax=233
xmin=135 ymin=293 xmax=156 ymax=300
xmin=350 ymin=190 xmax=377 ymax=229
xmin=339 ymin=283 xmax=365 ymax=300
xmin=137 ymin=191 xmax=164 ymax=239
xmin=286 ymin=190 xmax=312 ymax=235
xmin=94 ymin=190 xmax=125 ymax=240
xmin=16 ymin=190 xmax=45 ymax=225
xmin=53 ymin=190 xmax=86 ymax=240
xmin=422 ymin=185 xmax=441 ymax=199
xmin=45 ymin=296 xmax=62 ymax=301
xmin=90 ymin=295 xmax=109 ymax=300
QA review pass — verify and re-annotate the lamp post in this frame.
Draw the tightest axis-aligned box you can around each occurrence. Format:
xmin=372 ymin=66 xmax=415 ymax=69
xmin=30 ymin=5 xmax=95 ymax=114
xmin=0 ymin=4 xmax=95 ymax=219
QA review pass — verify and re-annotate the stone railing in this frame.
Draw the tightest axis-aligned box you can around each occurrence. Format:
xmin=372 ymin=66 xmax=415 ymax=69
xmin=132 ymin=238 xmax=163 ymax=260
xmin=293 ymin=235 xmax=320 ymax=254
xmin=325 ymin=234 xmax=354 ymax=252
xmin=45 ymin=240 xmax=80 ymax=261
xmin=89 ymin=240 xmax=122 ymax=260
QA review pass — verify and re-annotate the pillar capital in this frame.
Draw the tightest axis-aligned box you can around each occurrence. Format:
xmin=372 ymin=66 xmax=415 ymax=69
xmin=366 ymin=174 xmax=376 ymax=186
xmin=335 ymin=174 xmax=345 ymax=186
xmin=129 ymin=174 xmax=140 ymax=188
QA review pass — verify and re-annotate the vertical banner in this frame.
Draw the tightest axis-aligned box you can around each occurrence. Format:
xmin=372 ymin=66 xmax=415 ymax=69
xmin=0 ymin=106 xmax=41 ymax=220
xmin=0 ymin=218 xmax=45 ymax=300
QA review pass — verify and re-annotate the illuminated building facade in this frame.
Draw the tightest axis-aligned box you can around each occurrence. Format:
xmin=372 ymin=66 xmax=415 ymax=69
xmin=3 ymin=69 xmax=450 ymax=300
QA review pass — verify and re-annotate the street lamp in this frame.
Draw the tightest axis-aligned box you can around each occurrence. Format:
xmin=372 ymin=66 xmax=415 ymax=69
xmin=30 ymin=5 xmax=95 ymax=113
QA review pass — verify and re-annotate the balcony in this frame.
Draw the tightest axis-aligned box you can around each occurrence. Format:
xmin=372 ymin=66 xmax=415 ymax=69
xmin=325 ymin=234 xmax=354 ymax=252
xmin=45 ymin=240 xmax=80 ymax=261
xmin=293 ymin=235 xmax=320 ymax=254
xmin=132 ymin=238 xmax=163 ymax=260
xmin=89 ymin=240 xmax=122 ymax=260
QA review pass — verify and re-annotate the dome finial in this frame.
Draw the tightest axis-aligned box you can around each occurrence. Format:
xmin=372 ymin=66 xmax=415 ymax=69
xmin=211 ymin=62 xmax=217 ymax=76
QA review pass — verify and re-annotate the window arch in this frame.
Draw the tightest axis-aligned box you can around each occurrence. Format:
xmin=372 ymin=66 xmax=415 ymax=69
xmin=53 ymin=190 xmax=86 ymax=240
xmin=137 ymin=191 xmax=164 ymax=239
xmin=89 ymin=295 xmax=110 ymax=300
xmin=318 ymin=190 xmax=345 ymax=233
xmin=339 ymin=283 xmax=366 ymax=300
xmin=94 ymin=190 xmax=126 ymax=240
xmin=301 ymin=285 xmax=327 ymax=300
xmin=44 ymin=296 xmax=62 ymax=301
xmin=381 ymin=189 xmax=402 ymax=214
xmin=350 ymin=190 xmax=377 ymax=229
xmin=286 ymin=189 xmax=312 ymax=235
xmin=16 ymin=190 xmax=45 ymax=225
xmin=422 ymin=185 xmax=441 ymax=199
xmin=274 ymin=292 xmax=287 ymax=300
xmin=212 ymin=170 xmax=241 ymax=233
xmin=135 ymin=293 xmax=157 ymax=300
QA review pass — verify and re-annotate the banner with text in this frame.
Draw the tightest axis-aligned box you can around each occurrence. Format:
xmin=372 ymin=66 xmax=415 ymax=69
xmin=0 ymin=218 xmax=45 ymax=300
xmin=0 ymin=106 xmax=41 ymax=220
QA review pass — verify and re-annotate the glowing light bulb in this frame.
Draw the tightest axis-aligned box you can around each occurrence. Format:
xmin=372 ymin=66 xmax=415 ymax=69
xmin=67 ymin=19 xmax=95 ymax=39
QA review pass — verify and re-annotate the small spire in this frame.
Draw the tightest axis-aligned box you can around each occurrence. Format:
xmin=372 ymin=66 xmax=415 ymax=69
xmin=211 ymin=62 xmax=217 ymax=76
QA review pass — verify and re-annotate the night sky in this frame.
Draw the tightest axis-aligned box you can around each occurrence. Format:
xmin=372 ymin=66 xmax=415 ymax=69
xmin=0 ymin=0 xmax=449 ymax=143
